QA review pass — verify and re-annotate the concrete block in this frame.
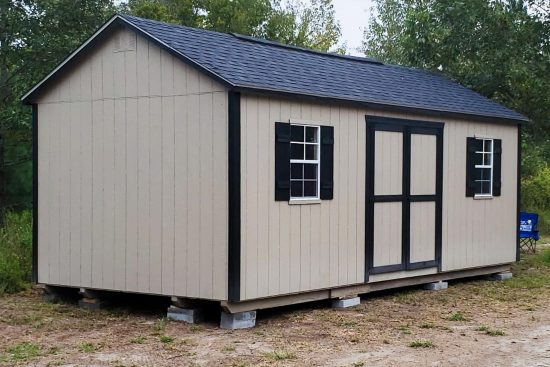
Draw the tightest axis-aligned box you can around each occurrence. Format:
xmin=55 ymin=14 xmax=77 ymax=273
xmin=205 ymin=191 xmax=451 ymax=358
xmin=220 ymin=311 xmax=256 ymax=330
xmin=78 ymin=298 xmax=110 ymax=310
xmin=489 ymin=272 xmax=513 ymax=281
xmin=167 ymin=306 xmax=203 ymax=324
xmin=332 ymin=296 xmax=361 ymax=309
xmin=423 ymin=281 xmax=448 ymax=291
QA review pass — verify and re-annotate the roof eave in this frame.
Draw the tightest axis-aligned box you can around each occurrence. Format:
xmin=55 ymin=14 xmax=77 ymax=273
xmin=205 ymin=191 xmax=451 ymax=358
xmin=21 ymin=14 xmax=234 ymax=105
xmin=232 ymin=85 xmax=528 ymax=125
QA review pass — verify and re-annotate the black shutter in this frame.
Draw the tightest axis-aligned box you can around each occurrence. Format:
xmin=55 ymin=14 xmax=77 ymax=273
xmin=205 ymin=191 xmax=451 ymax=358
xmin=466 ymin=137 xmax=478 ymax=197
xmin=275 ymin=122 xmax=291 ymax=201
xmin=320 ymin=125 xmax=334 ymax=200
xmin=493 ymin=139 xmax=502 ymax=196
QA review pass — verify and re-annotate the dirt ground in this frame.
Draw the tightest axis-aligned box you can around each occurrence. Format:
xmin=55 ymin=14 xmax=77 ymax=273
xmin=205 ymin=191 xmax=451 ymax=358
xmin=1 ymin=264 xmax=549 ymax=366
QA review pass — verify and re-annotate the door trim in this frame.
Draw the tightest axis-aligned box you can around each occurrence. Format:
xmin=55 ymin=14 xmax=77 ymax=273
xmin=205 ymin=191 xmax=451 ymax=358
xmin=365 ymin=116 xmax=444 ymax=281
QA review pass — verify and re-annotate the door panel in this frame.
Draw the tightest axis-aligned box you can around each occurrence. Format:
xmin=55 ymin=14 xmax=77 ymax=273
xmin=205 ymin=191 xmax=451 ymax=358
xmin=374 ymin=131 xmax=403 ymax=196
xmin=366 ymin=116 xmax=443 ymax=278
xmin=410 ymin=201 xmax=436 ymax=263
xmin=373 ymin=202 xmax=402 ymax=267
xmin=410 ymin=134 xmax=437 ymax=196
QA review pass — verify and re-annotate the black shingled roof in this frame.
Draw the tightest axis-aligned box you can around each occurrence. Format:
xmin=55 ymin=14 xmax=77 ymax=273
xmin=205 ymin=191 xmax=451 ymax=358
xmin=24 ymin=14 xmax=528 ymax=123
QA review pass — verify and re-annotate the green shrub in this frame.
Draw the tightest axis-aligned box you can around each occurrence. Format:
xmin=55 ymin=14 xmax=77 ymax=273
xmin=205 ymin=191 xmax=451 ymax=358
xmin=522 ymin=165 xmax=550 ymax=236
xmin=0 ymin=210 xmax=32 ymax=295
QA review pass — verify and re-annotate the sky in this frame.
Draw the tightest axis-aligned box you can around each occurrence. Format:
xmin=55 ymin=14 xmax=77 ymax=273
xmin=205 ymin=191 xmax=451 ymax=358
xmin=331 ymin=0 xmax=374 ymax=55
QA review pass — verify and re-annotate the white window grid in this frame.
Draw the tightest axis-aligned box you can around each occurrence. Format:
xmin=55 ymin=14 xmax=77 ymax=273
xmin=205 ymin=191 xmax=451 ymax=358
xmin=474 ymin=138 xmax=493 ymax=197
xmin=290 ymin=124 xmax=321 ymax=200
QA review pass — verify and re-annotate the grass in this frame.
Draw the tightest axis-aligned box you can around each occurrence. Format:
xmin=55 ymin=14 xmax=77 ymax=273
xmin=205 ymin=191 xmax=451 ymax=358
xmin=419 ymin=323 xmax=436 ymax=329
xmin=0 ymin=210 xmax=32 ymax=296
xmin=159 ymin=335 xmax=174 ymax=343
xmin=264 ymin=350 xmax=296 ymax=361
xmin=409 ymin=339 xmax=435 ymax=348
xmin=1 ymin=342 xmax=41 ymax=362
xmin=447 ymin=311 xmax=467 ymax=321
xmin=476 ymin=326 xmax=505 ymax=336
xmin=78 ymin=342 xmax=96 ymax=353
xmin=130 ymin=336 xmax=146 ymax=344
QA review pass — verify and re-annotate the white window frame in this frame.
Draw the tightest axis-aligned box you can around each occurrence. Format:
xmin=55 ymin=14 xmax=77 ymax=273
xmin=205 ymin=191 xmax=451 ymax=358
xmin=474 ymin=138 xmax=493 ymax=198
xmin=290 ymin=123 xmax=321 ymax=201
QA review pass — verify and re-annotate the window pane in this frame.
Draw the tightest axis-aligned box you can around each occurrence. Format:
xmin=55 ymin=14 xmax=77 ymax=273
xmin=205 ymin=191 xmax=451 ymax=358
xmin=304 ymin=180 xmax=317 ymax=197
xmin=304 ymin=164 xmax=317 ymax=179
xmin=291 ymin=180 xmax=303 ymax=197
xmin=306 ymin=127 xmax=318 ymax=143
xmin=474 ymin=152 xmax=483 ymax=166
xmin=484 ymin=152 xmax=492 ymax=166
xmin=305 ymin=144 xmax=318 ymax=160
xmin=483 ymin=139 xmax=492 ymax=153
xmin=291 ymin=143 xmax=304 ymax=159
xmin=291 ymin=125 xmax=304 ymax=142
xmin=291 ymin=163 xmax=303 ymax=179
xmin=476 ymin=167 xmax=491 ymax=181
xmin=481 ymin=181 xmax=491 ymax=194
xmin=476 ymin=181 xmax=484 ymax=195
xmin=474 ymin=138 xmax=484 ymax=152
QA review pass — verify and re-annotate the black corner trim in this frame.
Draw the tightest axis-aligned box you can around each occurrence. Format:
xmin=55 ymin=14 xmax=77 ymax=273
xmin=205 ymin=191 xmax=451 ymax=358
xmin=516 ymin=125 xmax=521 ymax=262
xmin=32 ymin=104 xmax=38 ymax=283
xmin=228 ymin=91 xmax=241 ymax=301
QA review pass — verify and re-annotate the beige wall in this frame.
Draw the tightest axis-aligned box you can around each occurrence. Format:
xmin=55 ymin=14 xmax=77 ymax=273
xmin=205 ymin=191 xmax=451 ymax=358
xmin=36 ymin=27 xmax=229 ymax=300
xmin=240 ymin=94 xmax=518 ymax=300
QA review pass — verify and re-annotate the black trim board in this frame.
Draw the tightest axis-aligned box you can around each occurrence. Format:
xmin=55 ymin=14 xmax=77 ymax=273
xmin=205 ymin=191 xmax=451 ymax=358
xmin=32 ymin=104 xmax=38 ymax=283
xmin=516 ymin=124 xmax=521 ymax=262
xmin=228 ymin=92 xmax=241 ymax=302
xmin=365 ymin=116 xmax=444 ymax=278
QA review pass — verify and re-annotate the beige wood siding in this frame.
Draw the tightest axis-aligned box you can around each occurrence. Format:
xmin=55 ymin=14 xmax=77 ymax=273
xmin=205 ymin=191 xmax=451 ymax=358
xmin=35 ymin=28 xmax=228 ymax=300
xmin=410 ymin=134 xmax=437 ymax=195
xmin=240 ymin=95 xmax=367 ymax=300
xmin=373 ymin=202 xmax=403 ymax=267
xmin=410 ymin=201 xmax=436 ymax=263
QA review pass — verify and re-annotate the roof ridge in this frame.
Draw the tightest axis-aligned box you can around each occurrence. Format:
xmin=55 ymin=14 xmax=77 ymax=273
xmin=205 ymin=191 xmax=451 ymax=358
xmin=231 ymin=33 xmax=383 ymax=65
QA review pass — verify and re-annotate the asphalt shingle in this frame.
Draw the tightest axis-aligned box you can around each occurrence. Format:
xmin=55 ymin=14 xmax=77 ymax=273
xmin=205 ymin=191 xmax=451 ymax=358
xmin=121 ymin=14 xmax=527 ymax=122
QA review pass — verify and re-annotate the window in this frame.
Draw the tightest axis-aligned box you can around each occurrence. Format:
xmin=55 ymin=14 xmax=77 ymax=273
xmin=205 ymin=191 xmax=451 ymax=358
xmin=290 ymin=124 xmax=320 ymax=199
xmin=275 ymin=122 xmax=334 ymax=202
xmin=466 ymin=137 xmax=502 ymax=198
xmin=474 ymin=138 xmax=493 ymax=197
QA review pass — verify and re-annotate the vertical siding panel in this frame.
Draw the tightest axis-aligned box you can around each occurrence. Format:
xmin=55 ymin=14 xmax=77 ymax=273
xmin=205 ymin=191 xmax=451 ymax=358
xmin=329 ymin=106 xmax=340 ymax=287
xmin=113 ymin=48 xmax=125 ymax=99
xmin=240 ymin=96 xmax=248 ymax=299
xmin=356 ymin=112 xmax=366 ymax=281
xmin=161 ymin=50 xmax=174 ymax=97
xmin=136 ymin=37 xmax=149 ymax=97
xmin=347 ymin=110 xmax=358 ymax=282
xmin=212 ymin=92 xmax=228 ymax=299
xmin=125 ymin=98 xmax=139 ymax=291
xmin=245 ymin=96 xmax=259 ymax=298
xmin=69 ymin=102 xmax=82 ymax=285
xmin=102 ymin=39 xmax=114 ymax=99
xmin=91 ymin=100 xmax=103 ymax=287
xmin=102 ymin=99 xmax=115 ymax=289
xmin=278 ymin=101 xmax=291 ymax=294
xmin=125 ymin=48 xmax=138 ymax=98
xmin=199 ymin=93 xmax=214 ymax=298
xmin=49 ymin=103 xmax=60 ymax=284
xmin=80 ymin=61 xmax=92 ymax=101
xmin=319 ymin=106 xmax=332 ymax=286
xmin=58 ymin=104 xmax=71 ymax=285
xmin=268 ymin=99 xmax=281 ymax=295
xmin=114 ymin=99 xmax=127 ymax=290
xmin=174 ymin=95 xmax=188 ymax=296
xmin=149 ymin=97 xmax=163 ymax=293
xmin=148 ymin=42 xmax=161 ymax=96
xmin=173 ymin=58 xmax=187 ymax=95
xmin=37 ymin=106 xmax=50 ymax=283
xmin=257 ymin=98 xmax=270 ymax=297
xmin=161 ymin=96 xmax=175 ymax=295
xmin=199 ymin=73 xmax=214 ymax=93
xmin=187 ymin=68 xmax=200 ymax=95
xmin=186 ymin=94 xmax=200 ymax=297
xmin=91 ymin=51 xmax=102 ymax=101
xmin=338 ymin=108 xmax=349 ymax=284
xmin=137 ymin=98 xmax=150 ymax=292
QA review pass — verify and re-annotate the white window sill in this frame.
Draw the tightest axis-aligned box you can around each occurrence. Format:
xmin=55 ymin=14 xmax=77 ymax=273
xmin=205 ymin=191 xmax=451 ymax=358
xmin=474 ymin=195 xmax=493 ymax=200
xmin=288 ymin=199 xmax=322 ymax=205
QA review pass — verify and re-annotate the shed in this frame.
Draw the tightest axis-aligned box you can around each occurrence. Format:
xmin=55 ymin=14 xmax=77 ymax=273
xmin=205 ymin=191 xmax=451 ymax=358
xmin=23 ymin=14 xmax=526 ymax=328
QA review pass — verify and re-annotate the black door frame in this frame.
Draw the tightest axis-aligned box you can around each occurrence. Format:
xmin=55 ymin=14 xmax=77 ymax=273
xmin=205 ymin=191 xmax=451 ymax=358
xmin=365 ymin=116 xmax=444 ymax=280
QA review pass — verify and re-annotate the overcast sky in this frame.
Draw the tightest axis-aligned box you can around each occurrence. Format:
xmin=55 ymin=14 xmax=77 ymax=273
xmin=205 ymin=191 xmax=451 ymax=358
xmin=332 ymin=0 xmax=374 ymax=55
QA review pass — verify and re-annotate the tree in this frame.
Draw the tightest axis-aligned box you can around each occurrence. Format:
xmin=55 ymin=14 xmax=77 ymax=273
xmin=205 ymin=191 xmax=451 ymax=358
xmin=126 ymin=0 xmax=343 ymax=52
xmin=363 ymin=0 xmax=550 ymax=157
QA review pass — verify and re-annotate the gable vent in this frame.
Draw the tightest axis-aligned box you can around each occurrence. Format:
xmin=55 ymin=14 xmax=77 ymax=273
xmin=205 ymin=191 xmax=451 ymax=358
xmin=113 ymin=31 xmax=136 ymax=53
